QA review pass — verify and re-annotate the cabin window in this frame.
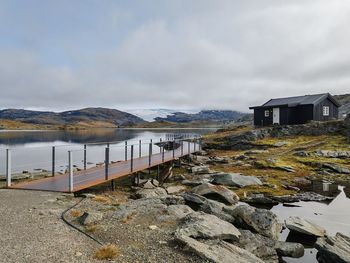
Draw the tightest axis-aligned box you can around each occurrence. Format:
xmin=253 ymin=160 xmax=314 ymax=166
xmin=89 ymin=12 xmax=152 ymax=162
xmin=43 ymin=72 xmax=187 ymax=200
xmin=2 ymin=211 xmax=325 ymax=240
xmin=264 ymin=110 xmax=270 ymax=117
xmin=323 ymin=106 xmax=330 ymax=116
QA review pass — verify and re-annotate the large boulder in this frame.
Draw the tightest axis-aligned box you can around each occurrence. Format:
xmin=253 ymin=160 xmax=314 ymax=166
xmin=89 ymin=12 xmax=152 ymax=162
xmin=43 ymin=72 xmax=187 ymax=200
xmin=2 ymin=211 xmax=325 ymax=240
xmin=177 ymin=236 xmax=264 ymax=263
xmin=227 ymin=205 xmax=282 ymax=240
xmin=181 ymin=192 xmax=236 ymax=223
xmin=78 ymin=212 xmax=103 ymax=226
xmin=211 ymin=172 xmax=262 ymax=187
xmin=191 ymin=183 xmax=239 ymax=205
xmin=175 ymin=211 xmax=240 ymax=241
xmin=285 ymin=216 xmax=326 ymax=237
xmin=323 ymin=163 xmax=350 ymax=174
xmin=315 ymin=232 xmax=350 ymax=263
xmin=237 ymin=230 xmax=304 ymax=263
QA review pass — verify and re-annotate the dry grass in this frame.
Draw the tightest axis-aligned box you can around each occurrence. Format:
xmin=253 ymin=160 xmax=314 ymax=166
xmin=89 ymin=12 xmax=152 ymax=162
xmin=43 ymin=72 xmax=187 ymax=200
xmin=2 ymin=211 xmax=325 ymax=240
xmin=86 ymin=224 xmax=99 ymax=233
xmin=120 ymin=212 xmax=137 ymax=224
xmin=94 ymin=244 xmax=119 ymax=260
xmin=70 ymin=209 xmax=83 ymax=218
xmin=93 ymin=195 xmax=112 ymax=204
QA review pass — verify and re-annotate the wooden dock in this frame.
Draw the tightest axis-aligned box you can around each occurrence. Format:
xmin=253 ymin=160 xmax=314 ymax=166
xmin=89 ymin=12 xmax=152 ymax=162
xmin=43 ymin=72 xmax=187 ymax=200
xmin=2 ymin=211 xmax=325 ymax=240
xmin=10 ymin=140 xmax=200 ymax=193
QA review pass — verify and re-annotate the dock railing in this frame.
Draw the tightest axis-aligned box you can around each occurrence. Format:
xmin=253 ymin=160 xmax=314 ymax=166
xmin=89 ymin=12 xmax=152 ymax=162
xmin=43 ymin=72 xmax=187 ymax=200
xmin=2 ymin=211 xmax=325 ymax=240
xmin=3 ymin=134 xmax=202 ymax=192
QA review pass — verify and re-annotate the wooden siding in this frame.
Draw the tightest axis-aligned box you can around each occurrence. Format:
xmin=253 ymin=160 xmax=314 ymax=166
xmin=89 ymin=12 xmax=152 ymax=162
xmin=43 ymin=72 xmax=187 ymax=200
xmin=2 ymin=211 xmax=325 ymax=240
xmin=314 ymin=98 xmax=339 ymax=121
xmin=253 ymin=108 xmax=273 ymax=126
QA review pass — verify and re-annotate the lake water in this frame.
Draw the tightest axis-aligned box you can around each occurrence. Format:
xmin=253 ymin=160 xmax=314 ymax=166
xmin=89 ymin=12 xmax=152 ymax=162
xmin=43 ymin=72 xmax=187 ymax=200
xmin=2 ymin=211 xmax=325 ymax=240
xmin=272 ymin=180 xmax=350 ymax=263
xmin=0 ymin=128 xmax=215 ymax=175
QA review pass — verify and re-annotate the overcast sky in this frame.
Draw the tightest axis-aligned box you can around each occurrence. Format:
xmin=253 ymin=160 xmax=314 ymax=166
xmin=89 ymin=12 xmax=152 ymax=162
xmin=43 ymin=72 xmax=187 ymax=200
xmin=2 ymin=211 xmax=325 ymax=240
xmin=1 ymin=0 xmax=350 ymax=113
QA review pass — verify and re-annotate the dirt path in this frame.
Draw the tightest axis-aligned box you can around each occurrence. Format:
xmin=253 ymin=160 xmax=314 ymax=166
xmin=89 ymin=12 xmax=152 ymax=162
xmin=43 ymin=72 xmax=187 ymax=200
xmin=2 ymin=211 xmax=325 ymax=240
xmin=0 ymin=189 xmax=100 ymax=263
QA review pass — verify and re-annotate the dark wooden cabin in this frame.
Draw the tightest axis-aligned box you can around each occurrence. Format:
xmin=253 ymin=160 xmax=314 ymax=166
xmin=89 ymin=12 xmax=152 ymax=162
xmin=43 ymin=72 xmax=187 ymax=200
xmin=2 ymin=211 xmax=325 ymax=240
xmin=249 ymin=93 xmax=340 ymax=126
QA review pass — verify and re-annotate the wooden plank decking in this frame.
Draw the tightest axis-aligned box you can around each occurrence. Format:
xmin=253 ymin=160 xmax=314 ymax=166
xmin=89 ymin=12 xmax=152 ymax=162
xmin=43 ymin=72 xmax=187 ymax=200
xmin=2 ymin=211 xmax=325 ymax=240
xmin=10 ymin=142 xmax=199 ymax=193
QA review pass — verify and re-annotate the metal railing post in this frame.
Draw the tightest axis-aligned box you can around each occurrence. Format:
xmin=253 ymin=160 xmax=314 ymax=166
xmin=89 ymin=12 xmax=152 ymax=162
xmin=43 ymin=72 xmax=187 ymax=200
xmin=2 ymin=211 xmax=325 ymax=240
xmin=194 ymin=139 xmax=197 ymax=152
xmin=68 ymin=151 xmax=73 ymax=192
xmin=181 ymin=140 xmax=184 ymax=156
xmin=6 ymin=149 xmax=11 ymax=187
xmin=52 ymin=146 xmax=55 ymax=177
xmin=83 ymin=144 xmax=87 ymax=170
xmin=105 ymin=147 xmax=109 ymax=180
xmin=148 ymin=143 xmax=152 ymax=167
xmin=162 ymin=147 xmax=165 ymax=162
xmin=130 ymin=145 xmax=134 ymax=172
xmin=159 ymin=138 xmax=162 ymax=153
xmin=188 ymin=141 xmax=190 ymax=154
xmin=125 ymin=141 xmax=128 ymax=161
xmin=139 ymin=140 xmax=142 ymax=158
xmin=173 ymin=139 xmax=175 ymax=159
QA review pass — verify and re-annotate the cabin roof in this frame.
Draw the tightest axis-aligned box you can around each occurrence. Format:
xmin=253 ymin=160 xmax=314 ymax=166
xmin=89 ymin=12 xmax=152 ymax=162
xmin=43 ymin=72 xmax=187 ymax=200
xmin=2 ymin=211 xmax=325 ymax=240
xmin=249 ymin=93 xmax=340 ymax=109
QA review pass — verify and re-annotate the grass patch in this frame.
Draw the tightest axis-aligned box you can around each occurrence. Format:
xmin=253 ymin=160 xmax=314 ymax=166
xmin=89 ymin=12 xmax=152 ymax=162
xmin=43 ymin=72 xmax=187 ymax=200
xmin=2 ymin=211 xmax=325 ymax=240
xmin=93 ymin=195 xmax=111 ymax=204
xmin=86 ymin=224 xmax=99 ymax=233
xmin=70 ymin=209 xmax=83 ymax=218
xmin=94 ymin=244 xmax=119 ymax=260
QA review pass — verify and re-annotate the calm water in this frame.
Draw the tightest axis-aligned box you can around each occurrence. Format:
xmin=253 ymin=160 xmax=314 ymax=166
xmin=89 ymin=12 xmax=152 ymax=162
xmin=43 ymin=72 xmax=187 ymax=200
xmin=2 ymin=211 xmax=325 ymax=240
xmin=272 ymin=181 xmax=350 ymax=263
xmin=0 ymin=128 xmax=215 ymax=175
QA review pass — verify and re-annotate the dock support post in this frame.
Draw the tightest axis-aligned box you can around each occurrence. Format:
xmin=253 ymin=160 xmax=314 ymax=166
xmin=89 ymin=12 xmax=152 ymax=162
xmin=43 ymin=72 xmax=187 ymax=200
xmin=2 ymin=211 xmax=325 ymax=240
xmin=68 ymin=151 xmax=73 ymax=193
xmin=130 ymin=145 xmax=134 ymax=172
xmin=6 ymin=149 xmax=11 ymax=187
xmin=111 ymin=180 xmax=115 ymax=191
xmin=162 ymin=147 xmax=165 ymax=162
xmin=157 ymin=165 xmax=160 ymax=181
xmin=139 ymin=140 xmax=142 ymax=158
xmin=181 ymin=140 xmax=184 ymax=156
xmin=125 ymin=141 xmax=128 ymax=161
xmin=148 ymin=143 xmax=152 ymax=167
xmin=159 ymin=138 xmax=162 ymax=153
xmin=105 ymin=147 xmax=109 ymax=180
xmin=84 ymin=144 xmax=87 ymax=170
xmin=52 ymin=146 xmax=55 ymax=177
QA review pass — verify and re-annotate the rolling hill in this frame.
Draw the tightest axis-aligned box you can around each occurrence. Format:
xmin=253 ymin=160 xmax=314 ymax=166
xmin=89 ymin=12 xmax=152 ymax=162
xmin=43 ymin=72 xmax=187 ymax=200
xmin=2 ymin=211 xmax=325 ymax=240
xmin=0 ymin=108 xmax=145 ymax=129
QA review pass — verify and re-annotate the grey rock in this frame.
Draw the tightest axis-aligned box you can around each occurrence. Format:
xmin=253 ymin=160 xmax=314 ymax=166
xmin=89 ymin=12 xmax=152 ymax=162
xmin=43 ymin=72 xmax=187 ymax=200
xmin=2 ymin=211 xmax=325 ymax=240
xmin=176 ymin=236 xmax=264 ymax=263
xmin=211 ymin=172 xmax=262 ymax=188
xmin=285 ymin=216 xmax=326 ymax=237
xmin=166 ymin=185 xmax=187 ymax=194
xmin=181 ymin=179 xmax=206 ymax=186
xmin=273 ymin=192 xmax=333 ymax=203
xmin=191 ymin=183 xmax=239 ymax=205
xmin=315 ymin=150 xmax=350 ymax=158
xmin=78 ymin=212 xmax=103 ymax=226
xmin=237 ymin=230 xmax=278 ymax=263
xmin=166 ymin=205 xmax=194 ymax=220
xmin=273 ymin=141 xmax=289 ymax=147
xmin=227 ymin=205 xmax=282 ymax=240
xmin=175 ymin=211 xmax=240 ymax=241
xmin=294 ymin=150 xmax=309 ymax=157
xmin=191 ymin=165 xmax=210 ymax=174
xmin=206 ymin=156 xmax=229 ymax=164
xmin=181 ymin=192 xmax=236 ymax=223
xmin=323 ymin=163 xmax=350 ymax=174
xmin=275 ymin=241 xmax=304 ymax=258
xmin=244 ymin=194 xmax=279 ymax=206
xmin=142 ymin=179 xmax=159 ymax=189
xmin=135 ymin=187 xmax=168 ymax=199
xmin=315 ymin=232 xmax=350 ymax=263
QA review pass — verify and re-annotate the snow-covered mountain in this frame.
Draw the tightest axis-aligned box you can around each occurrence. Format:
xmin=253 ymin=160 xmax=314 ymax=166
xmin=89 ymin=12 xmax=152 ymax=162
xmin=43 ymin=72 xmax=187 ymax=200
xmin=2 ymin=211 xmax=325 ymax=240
xmin=126 ymin=109 xmax=199 ymax=122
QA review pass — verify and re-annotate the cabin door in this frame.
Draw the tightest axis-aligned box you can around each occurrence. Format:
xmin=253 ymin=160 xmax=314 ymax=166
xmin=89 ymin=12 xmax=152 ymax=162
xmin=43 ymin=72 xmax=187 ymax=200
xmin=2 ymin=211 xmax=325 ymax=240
xmin=273 ymin=108 xmax=280 ymax=124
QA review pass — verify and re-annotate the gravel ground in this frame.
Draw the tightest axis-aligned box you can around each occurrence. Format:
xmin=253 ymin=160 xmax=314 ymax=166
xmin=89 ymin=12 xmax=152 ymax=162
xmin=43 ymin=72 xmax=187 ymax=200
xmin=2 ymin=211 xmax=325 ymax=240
xmin=0 ymin=189 xmax=100 ymax=263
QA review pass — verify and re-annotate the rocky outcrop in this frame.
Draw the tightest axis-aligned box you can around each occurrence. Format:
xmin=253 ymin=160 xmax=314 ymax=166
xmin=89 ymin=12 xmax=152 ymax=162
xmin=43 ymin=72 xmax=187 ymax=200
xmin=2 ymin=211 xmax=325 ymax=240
xmin=166 ymin=205 xmax=194 ymax=220
xmin=177 ymin=236 xmax=264 ymax=263
xmin=274 ymin=241 xmax=304 ymax=258
xmin=166 ymin=185 xmax=187 ymax=194
xmin=211 ymin=172 xmax=262 ymax=188
xmin=78 ymin=212 xmax=103 ymax=226
xmin=175 ymin=211 xmax=240 ymax=241
xmin=285 ymin=216 xmax=326 ymax=237
xmin=315 ymin=232 xmax=350 ymax=263
xmin=273 ymin=192 xmax=334 ymax=203
xmin=191 ymin=183 xmax=239 ymax=205
xmin=226 ymin=205 xmax=282 ymax=240
xmin=323 ymin=163 xmax=350 ymax=174
xmin=205 ymin=120 xmax=345 ymax=150
xmin=315 ymin=150 xmax=350 ymax=158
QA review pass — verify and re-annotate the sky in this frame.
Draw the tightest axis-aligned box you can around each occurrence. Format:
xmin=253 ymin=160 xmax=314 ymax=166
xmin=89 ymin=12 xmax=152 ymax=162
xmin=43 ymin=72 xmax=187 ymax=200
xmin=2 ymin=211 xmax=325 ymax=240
xmin=1 ymin=0 xmax=350 ymax=113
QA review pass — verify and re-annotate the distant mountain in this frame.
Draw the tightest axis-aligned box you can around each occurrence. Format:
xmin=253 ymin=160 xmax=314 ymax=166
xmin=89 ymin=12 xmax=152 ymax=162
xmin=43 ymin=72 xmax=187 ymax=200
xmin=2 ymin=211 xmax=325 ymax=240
xmin=154 ymin=110 xmax=248 ymax=123
xmin=334 ymin=94 xmax=350 ymax=118
xmin=0 ymin=108 xmax=145 ymax=127
xmin=126 ymin=109 xmax=198 ymax=121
